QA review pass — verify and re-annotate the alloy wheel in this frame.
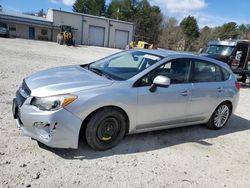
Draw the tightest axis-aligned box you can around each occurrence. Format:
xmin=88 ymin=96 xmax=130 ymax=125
xmin=213 ymin=104 xmax=230 ymax=128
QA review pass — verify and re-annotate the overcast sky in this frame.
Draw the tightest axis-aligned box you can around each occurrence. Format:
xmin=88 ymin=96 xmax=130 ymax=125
xmin=1 ymin=0 xmax=250 ymax=28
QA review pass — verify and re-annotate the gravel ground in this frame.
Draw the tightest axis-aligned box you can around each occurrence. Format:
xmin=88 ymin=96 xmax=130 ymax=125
xmin=0 ymin=38 xmax=250 ymax=188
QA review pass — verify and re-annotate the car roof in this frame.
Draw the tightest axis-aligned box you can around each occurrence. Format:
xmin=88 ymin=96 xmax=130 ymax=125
xmin=208 ymin=40 xmax=250 ymax=47
xmin=132 ymin=49 xmax=231 ymax=70
xmin=134 ymin=48 xmax=183 ymax=57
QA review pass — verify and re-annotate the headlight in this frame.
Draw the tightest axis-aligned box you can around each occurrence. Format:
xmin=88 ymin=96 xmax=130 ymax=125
xmin=31 ymin=94 xmax=77 ymax=111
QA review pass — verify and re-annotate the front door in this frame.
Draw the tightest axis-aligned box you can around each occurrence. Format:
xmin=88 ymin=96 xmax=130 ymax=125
xmin=136 ymin=58 xmax=192 ymax=130
xmin=232 ymin=43 xmax=249 ymax=70
xmin=29 ymin=27 xmax=35 ymax=39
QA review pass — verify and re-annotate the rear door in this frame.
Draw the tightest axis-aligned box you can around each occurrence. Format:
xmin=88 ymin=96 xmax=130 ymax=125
xmin=189 ymin=59 xmax=226 ymax=120
xmin=29 ymin=27 xmax=35 ymax=39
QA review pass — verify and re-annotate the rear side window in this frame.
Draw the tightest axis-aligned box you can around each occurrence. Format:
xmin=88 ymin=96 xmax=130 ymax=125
xmin=221 ymin=68 xmax=230 ymax=80
xmin=192 ymin=60 xmax=223 ymax=82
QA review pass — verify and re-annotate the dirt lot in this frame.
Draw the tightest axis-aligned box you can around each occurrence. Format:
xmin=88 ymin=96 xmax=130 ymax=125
xmin=0 ymin=38 xmax=250 ymax=188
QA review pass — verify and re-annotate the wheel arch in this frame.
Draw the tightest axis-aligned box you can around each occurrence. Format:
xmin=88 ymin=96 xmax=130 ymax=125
xmin=221 ymin=100 xmax=233 ymax=114
xmin=78 ymin=105 xmax=130 ymax=142
xmin=207 ymin=99 xmax=233 ymax=122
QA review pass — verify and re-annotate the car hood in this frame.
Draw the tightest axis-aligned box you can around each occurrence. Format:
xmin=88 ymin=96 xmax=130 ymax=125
xmin=25 ymin=65 xmax=113 ymax=97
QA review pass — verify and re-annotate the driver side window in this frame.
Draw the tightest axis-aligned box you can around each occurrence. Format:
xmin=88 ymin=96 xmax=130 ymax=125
xmin=137 ymin=58 xmax=191 ymax=87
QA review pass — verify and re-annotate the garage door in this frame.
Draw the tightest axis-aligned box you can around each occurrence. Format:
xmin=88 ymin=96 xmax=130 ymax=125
xmin=89 ymin=26 xmax=105 ymax=47
xmin=115 ymin=30 xmax=129 ymax=49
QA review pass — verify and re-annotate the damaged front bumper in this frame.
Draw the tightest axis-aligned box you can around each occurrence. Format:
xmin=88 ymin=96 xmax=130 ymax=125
xmin=12 ymin=97 xmax=82 ymax=149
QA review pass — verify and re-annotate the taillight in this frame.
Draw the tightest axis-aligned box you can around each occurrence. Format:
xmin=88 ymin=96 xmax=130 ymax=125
xmin=235 ymin=81 xmax=241 ymax=90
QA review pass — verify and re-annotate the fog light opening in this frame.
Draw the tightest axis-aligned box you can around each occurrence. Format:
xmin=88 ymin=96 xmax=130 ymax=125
xmin=33 ymin=122 xmax=50 ymax=128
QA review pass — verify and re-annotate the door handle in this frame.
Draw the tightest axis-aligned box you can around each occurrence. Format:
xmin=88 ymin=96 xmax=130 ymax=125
xmin=217 ymin=87 xmax=224 ymax=92
xmin=180 ymin=90 xmax=189 ymax=96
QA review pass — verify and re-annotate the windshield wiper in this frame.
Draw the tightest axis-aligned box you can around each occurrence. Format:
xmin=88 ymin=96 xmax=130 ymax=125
xmin=89 ymin=67 xmax=102 ymax=76
xmin=80 ymin=62 xmax=95 ymax=69
xmin=89 ymin=67 xmax=113 ymax=80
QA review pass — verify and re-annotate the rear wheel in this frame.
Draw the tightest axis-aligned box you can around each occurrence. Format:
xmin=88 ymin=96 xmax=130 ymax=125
xmin=206 ymin=102 xmax=231 ymax=130
xmin=85 ymin=107 xmax=127 ymax=150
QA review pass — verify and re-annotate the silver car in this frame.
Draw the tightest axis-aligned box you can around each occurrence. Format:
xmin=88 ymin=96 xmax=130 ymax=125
xmin=12 ymin=49 xmax=240 ymax=150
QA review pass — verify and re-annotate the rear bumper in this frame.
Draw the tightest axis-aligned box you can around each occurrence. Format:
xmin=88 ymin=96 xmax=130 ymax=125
xmin=14 ymin=99 xmax=82 ymax=149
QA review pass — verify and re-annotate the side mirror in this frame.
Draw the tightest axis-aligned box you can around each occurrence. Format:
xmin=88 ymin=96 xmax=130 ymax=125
xmin=198 ymin=48 xmax=204 ymax=54
xmin=133 ymin=56 xmax=139 ymax=61
xmin=229 ymin=55 xmax=235 ymax=60
xmin=149 ymin=75 xmax=170 ymax=92
xmin=235 ymin=51 xmax=242 ymax=61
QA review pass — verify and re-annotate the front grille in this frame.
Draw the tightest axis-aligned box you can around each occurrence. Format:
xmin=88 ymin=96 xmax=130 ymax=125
xmin=16 ymin=80 xmax=30 ymax=107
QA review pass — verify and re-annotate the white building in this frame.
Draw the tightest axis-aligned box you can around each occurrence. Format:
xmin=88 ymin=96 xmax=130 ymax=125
xmin=0 ymin=7 xmax=134 ymax=49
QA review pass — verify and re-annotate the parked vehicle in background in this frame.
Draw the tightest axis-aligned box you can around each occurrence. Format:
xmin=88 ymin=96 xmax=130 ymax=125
xmin=12 ymin=49 xmax=240 ymax=150
xmin=201 ymin=40 xmax=250 ymax=83
xmin=56 ymin=25 xmax=75 ymax=46
xmin=0 ymin=22 xmax=9 ymax=38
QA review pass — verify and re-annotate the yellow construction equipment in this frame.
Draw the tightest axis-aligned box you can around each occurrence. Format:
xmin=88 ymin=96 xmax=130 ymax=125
xmin=56 ymin=25 xmax=75 ymax=46
xmin=126 ymin=41 xmax=157 ymax=49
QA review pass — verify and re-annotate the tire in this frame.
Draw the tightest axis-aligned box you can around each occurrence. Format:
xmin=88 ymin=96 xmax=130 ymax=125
xmin=206 ymin=102 xmax=231 ymax=130
xmin=85 ymin=107 xmax=127 ymax=150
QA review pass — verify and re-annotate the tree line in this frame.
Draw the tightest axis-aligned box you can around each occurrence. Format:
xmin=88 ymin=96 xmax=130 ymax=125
xmin=23 ymin=9 xmax=46 ymax=17
xmin=162 ymin=17 xmax=250 ymax=51
xmin=73 ymin=0 xmax=250 ymax=51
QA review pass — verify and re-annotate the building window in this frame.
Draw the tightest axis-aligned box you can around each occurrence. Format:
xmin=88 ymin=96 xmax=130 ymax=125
xmin=41 ymin=29 xmax=48 ymax=35
xmin=9 ymin=27 xmax=16 ymax=31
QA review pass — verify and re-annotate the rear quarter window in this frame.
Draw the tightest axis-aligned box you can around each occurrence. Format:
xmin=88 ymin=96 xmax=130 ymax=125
xmin=192 ymin=59 xmax=224 ymax=82
xmin=221 ymin=68 xmax=230 ymax=81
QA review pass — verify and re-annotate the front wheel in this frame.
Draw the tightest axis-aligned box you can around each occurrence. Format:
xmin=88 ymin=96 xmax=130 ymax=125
xmin=85 ymin=107 xmax=127 ymax=150
xmin=206 ymin=102 xmax=231 ymax=130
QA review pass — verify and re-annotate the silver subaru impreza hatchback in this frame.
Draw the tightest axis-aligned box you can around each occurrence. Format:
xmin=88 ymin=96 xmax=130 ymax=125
xmin=12 ymin=49 xmax=240 ymax=150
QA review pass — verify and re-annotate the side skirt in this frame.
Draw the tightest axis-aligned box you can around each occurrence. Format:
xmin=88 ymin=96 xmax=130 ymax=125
xmin=132 ymin=117 xmax=206 ymax=134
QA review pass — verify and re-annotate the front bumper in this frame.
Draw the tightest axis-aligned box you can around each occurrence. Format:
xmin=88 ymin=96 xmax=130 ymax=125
xmin=13 ymin=98 xmax=82 ymax=149
xmin=0 ymin=33 xmax=9 ymax=37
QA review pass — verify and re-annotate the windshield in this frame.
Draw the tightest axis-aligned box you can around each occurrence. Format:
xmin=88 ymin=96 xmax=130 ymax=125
xmin=206 ymin=45 xmax=234 ymax=56
xmin=87 ymin=51 xmax=163 ymax=80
